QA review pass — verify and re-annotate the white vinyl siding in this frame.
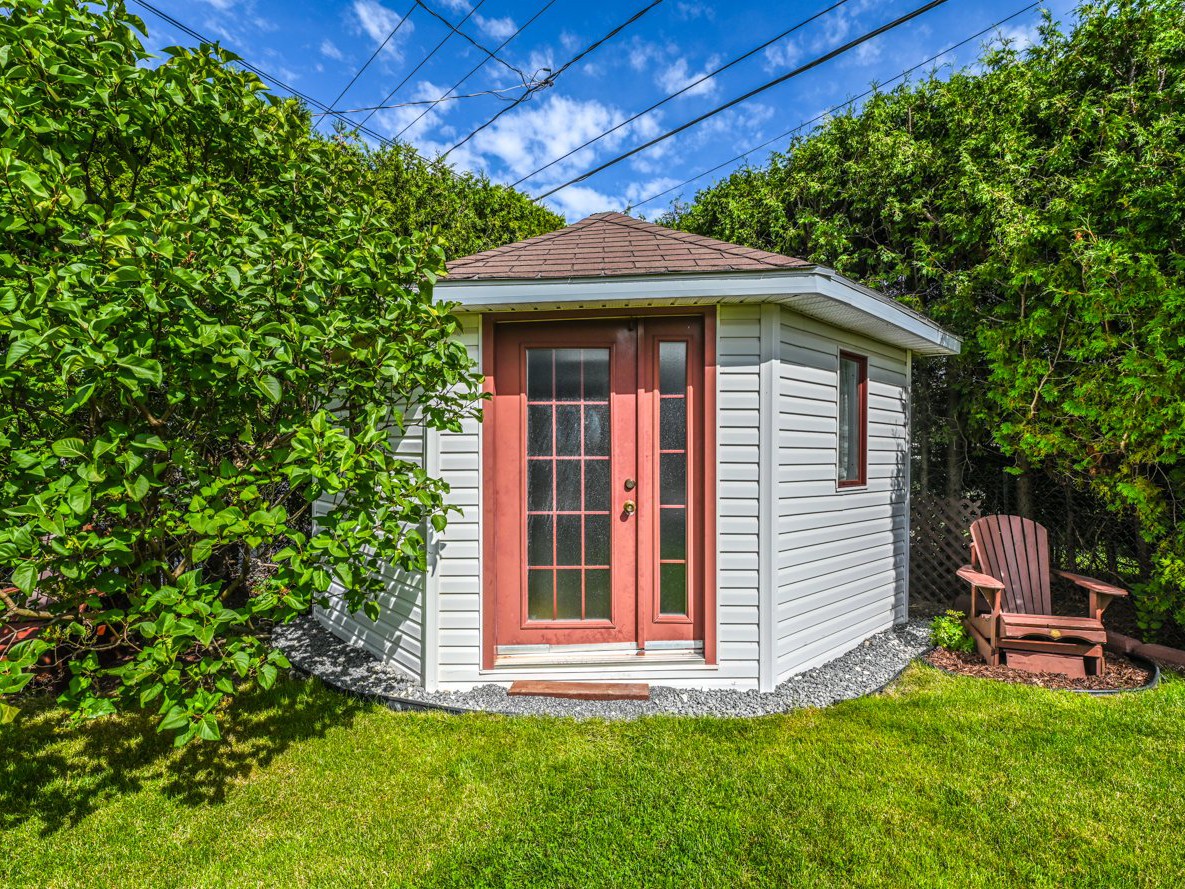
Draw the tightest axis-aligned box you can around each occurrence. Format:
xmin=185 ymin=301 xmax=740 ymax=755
xmin=313 ymin=412 xmax=427 ymax=682
xmin=773 ymin=307 xmax=910 ymax=682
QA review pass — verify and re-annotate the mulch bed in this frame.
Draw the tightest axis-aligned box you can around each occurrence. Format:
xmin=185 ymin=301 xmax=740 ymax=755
xmin=925 ymin=647 xmax=1154 ymax=692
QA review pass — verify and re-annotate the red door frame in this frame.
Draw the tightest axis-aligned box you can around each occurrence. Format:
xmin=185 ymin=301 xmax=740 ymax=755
xmin=481 ymin=308 xmax=717 ymax=669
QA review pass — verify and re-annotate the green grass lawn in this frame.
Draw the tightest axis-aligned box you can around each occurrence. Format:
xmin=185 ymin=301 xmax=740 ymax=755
xmin=3 ymin=665 xmax=1184 ymax=888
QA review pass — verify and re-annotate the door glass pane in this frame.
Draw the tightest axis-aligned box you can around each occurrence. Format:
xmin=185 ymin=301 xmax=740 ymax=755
xmin=555 ymin=460 xmax=582 ymax=511
xmin=583 ymin=404 xmax=609 ymax=455
xmin=584 ymin=514 xmax=610 ymax=567
xmin=554 ymin=349 xmax=583 ymax=401
xmin=528 ymin=570 xmax=553 ymax=620
xmin=527 ymin=515 xmax=552 ymax=567
xmin=660 ymin=507 xmax=686 ymax=561
xmin=584 ymin=460 xmax=609 ymax=511
xmin=523 ymin=346 xmax=612 ymax=622
xmin=556 ymin=570 xmax=582 ymax=619
xmin=659 ymin=341 xmax=686 ymax=395
xmin=556 ymin=514 xmax=582 ymax=566
xmin=527 ymin=460 xmax=552 ymax=511
xmin=660 ymin=562 xmax=687 ymax=616
xmin=660 ymin=453 xmax=687 ymax=506
xmin=585 ymin=570 xmax=610 ymax=620
xmin=527 ymin=405 xmax=552 ymax=456
xmin=555 ymin=405 xmax=582 ymax=456
xmin=527 ymin=350 xmax=552 ymax=400
xmin=660 ymin=398 xmax=686 ymax=451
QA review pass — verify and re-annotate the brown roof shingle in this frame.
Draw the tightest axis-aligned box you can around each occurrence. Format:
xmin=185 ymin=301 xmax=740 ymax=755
xmin=444 ymin=212 xmax=811 ymax=280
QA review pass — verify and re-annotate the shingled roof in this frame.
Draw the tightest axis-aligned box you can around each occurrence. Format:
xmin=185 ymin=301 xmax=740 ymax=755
xmin=445 ymin=212 xmax=812 ymax=281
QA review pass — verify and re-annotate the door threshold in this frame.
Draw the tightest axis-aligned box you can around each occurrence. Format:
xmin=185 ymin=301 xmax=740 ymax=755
xmin=494 ymin=646 xmax=705 ymax=669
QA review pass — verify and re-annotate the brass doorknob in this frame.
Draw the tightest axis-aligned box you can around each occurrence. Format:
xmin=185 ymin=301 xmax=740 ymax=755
xmin=622 ymin=500 xmax=636 ymax=515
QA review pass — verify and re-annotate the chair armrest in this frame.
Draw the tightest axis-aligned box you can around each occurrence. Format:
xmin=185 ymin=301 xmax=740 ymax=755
xmin=957 ymin=566 xmax=1005 ymax=589
xmin=1054 ymin=570 xmax=1128 ymax=597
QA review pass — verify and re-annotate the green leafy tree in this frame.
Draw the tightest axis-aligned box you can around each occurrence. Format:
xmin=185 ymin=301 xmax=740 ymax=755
xmin=365 ymin=142 xmax=563 ymax=258
xmin=0 ymin=0 xmax=482 ymax=740
xmin=661 ymin=0 xmax=1185 ymax=635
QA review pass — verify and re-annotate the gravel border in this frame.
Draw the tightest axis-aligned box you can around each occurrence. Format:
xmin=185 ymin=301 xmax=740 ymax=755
xmin=272 ymin=615 xmax=932 ymax=719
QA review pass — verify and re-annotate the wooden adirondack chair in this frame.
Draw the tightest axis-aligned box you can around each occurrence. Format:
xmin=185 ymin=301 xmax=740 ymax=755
xmin=956 ymin=515 xmax=1128 ymax=678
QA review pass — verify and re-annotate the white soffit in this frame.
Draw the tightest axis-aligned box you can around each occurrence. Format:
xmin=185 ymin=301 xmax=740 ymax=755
xmin=437 ymin=269 xmax=961 ymax=357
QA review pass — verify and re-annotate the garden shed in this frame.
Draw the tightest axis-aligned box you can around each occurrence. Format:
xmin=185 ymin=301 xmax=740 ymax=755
xmin=315 ymin=212 xmax=960 ymax=692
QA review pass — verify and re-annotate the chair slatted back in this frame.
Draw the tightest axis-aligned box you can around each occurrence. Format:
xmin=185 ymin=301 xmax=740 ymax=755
xmin=969 ymin=515 xmax=1052 ymax=615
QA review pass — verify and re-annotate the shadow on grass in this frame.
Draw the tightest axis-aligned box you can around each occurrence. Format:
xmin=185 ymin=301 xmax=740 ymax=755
xmin=0 ymin=676 xmax=365 ymax=836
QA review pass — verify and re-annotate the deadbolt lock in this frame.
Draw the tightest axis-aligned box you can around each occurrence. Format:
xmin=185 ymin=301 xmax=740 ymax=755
xmin=624 ymin=478 xmax=637 ymax=490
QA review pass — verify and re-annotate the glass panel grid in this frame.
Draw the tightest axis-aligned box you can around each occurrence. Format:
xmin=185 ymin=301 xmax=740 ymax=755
xmin=524 ymin=348 xmax=612 ymax=621
xmin=658 ymin=341 xmax=689 ymax=616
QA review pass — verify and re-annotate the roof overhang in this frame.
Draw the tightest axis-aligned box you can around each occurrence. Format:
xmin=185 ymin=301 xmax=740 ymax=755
xmin=436 ymin=268 xmax=961 ymax=357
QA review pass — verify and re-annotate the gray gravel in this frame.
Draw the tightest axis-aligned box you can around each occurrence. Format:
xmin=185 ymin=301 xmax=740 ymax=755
xmin=272 ymin=614 xmax=932 ymax=719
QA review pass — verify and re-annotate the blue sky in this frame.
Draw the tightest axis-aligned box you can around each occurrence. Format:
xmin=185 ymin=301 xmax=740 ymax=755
xmin=131 ymin=0 xmax=1081 ymax=221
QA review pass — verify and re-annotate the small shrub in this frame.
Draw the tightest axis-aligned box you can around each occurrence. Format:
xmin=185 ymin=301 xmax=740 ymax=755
xmin=930 ymin=610 xmax=975 ymax=653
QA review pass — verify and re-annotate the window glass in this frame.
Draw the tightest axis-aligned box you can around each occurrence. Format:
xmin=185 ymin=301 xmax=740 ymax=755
xmin=838 ymin=354 xmax=865 ymax=485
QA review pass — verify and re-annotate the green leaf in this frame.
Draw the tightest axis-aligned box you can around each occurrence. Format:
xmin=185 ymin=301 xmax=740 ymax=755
xmin=124 ymin=475 xmax=151 ymax=501
xmin=191 ymin=538 xmax=214 ymax=564
xmin=5 ymin=337 xmax=35 ymax=368
xmin=67 ymin=485 xmax=92 ymax=515
xmin=157 ymin=705 xmax=190 ymax=733
xmin=0 ymin=703 xmax=20 ymax=725
xmin=258 ymin=662 xmax=278 ymax=690
xmin=11 ymin=562 xmax=38 ymax=594
xmin=256 ymin=374 xmax=282 ymax=404
xmin=52 ymin=438 xmax=87 ymax=459
xmin=196 ymin=713 xmax=221 ymax=742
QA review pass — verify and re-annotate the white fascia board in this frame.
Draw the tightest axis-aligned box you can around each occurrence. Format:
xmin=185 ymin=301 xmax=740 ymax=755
xmin=436 ymin=270 xmax=961 ymax=357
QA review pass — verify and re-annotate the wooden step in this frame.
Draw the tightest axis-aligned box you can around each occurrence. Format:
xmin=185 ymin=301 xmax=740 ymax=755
xmin=508 ymin=681 xmax=651 ymax=701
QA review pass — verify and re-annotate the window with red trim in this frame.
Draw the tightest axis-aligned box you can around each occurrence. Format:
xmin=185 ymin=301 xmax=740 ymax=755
xmin=838 ymin=351 xmax=867 ymax=488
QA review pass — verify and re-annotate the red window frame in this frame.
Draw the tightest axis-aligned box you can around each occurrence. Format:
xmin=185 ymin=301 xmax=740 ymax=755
xmin=837 ymin=351 xmax=868 ymax=489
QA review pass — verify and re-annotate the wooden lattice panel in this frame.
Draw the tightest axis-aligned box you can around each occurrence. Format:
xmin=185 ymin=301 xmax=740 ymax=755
xmin=910 ymin=492 xmax=982 ymax=608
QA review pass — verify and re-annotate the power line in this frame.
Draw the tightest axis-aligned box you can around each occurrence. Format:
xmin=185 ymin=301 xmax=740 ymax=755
xmin=440 ymin=0 xmax=665 ymax=158
xmin=355 ymin=0 xmax=492 ymax=129
xmin=411 ymin=0 xmax=526 ymax=80
xmin=392 ymin=0 xmax=559 ymax=142
xmin=316 ymin=85 xmax=525 ymax=117
xmin=328 ymin=0 xmax=417 ymax=112
xmin=627 ymin=2 xmax=1042 ymax=211
xmin=534 ymin=0 xmax=953 ymax=201
xmin=130 ymin=0 xmax=396 ymax=147
xmin=513 ymin=0 xmax=853 ymax=188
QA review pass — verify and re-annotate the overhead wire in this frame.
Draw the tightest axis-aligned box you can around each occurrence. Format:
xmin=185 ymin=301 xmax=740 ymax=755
xmin=626 ymin=1 xmax=1042 ymax=211
xmin=512 ymin=0 xmax=854 ymax=188
xmin=533 ymin=0 xmax=953 ymax=201
xmin=392 ymin=0 xmax=560 ymax=142
xmin=327 ymin=0 xmax=418 ymax=112
xmin=411 ymin=0 xmax=527 ymax=80
xmin=129 ymin=0 xmax=397 ymax=147
xmin=355 ymin=0 xmax=492 ymax=129
xmin=440 ymin=0 xmax=665 ymax=158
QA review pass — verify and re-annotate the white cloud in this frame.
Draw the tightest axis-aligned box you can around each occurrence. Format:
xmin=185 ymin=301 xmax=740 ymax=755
xmin=351 ymin=0 xmax=413 ymax=58
xmin=674 ymin=2 xmax=714 ymax=21
xmin=656 ymin=56 xmax=720 ymax=98
xmin=851 ymin=39 xmax=881 ymax=66
xmin=474 ymin=14 xmax=517 ymax=41
xmin=320 ymin=38 xmax=344 ymax=60
xmin=559 ymin=30 xmax=581 ymax=52
xmin=763 ymin=38 xmax=802 ymax=72
xmin=438 ymin=0 xmax=472 ymax=11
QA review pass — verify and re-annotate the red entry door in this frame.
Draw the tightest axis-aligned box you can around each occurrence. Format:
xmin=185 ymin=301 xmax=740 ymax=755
xmin=487 ymin=317 xmax=706 ymax=653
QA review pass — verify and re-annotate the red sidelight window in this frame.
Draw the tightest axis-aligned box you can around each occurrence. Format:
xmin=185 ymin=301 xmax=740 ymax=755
xmin=837 ymin=351 xmax=867 ymax=488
